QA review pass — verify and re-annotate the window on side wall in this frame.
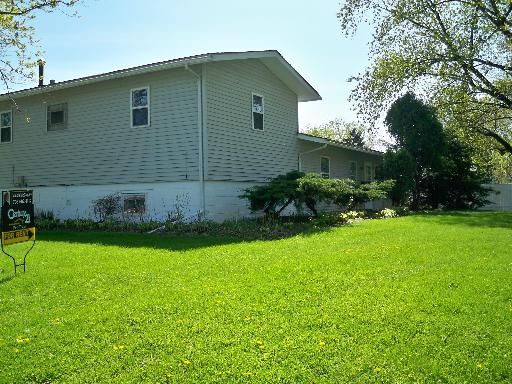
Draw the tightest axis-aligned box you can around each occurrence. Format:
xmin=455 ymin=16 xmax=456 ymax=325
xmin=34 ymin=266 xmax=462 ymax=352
xmin=123 ymin=194 xmax=146 ymax=214
xmin=252 ymin=93 xmax=264 ymax=130
xmin=0 ymin=110 xmax=12 ymax=143
xmin=349 ymin=161 xmax=357 ymax=180
xmin=131 ymin=87 xmax=150 ymax=127
xmin=364 ymin=162 xmax=374 ymax=182
xmin=321 ymin=157 xmax=330 ymax=178
xmin=47 ymin=103 xmax=68 ymax=131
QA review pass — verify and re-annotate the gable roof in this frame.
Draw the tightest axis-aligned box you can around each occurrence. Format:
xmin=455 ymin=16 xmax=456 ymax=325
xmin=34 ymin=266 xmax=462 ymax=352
xmin=0 ymin=50 xmax=321 ymax=102
xmin=298 ymin=133 xmax=384 ymax=156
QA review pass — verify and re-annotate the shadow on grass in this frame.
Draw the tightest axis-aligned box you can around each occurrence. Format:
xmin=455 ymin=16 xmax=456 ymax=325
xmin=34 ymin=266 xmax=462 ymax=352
xmin=35 ymin=226 xmax=331 ymax=252
xmin=417 ymin=211 xmax=512 ymax=229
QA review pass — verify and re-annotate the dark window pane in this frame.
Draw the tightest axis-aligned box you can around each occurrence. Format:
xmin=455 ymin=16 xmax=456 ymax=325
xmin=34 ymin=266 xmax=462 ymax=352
xmin=133 ymin=108 xmax=148 ymax=126
xmin=132 ymin=89 xmax=148 ymax=107
xmin=1 ymin=127 xmax=11 ymax=142
xmin=253 ymin=112 xmax=263 ymax=130
xmin=51 ymin=110 xmax=64 ymax=124
xmin=1 ymin=112 xmax=11 ymax=127
xmin=124 ymin=196 xmax=145 ymax=213
xmin=252 ymin=95 xmax=263 ymax=113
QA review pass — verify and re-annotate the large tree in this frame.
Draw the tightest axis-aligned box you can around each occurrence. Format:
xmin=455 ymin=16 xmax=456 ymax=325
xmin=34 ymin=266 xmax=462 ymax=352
xmin=0 ymin=1 xmax=80 ymax=92
xmin=381 ymin=93 xmax=490 ymax=210
xmin=338 ymin=0 xmax=512 ymax=155
xmin=304 ymin=118 xmax=378 ymax=149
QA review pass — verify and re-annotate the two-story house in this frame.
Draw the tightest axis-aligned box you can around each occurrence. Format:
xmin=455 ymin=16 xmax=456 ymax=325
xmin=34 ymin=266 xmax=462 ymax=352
xmin=0 ymin=50 xmax=383 ymax=221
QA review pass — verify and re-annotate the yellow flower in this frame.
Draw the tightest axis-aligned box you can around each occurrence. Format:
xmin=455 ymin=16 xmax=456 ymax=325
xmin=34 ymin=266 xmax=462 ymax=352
xmin=319 ymin=341 xmax=326 ymax=347
xmin=374 ymin=367 xmax=382 ymax=373
xmin=476 ymin=363 xmax=484 ymax=368
xmin=182 ymin=359 xmax=192 ymax=366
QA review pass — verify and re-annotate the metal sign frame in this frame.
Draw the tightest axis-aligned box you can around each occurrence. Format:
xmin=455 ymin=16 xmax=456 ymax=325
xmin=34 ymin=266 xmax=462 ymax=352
xmin=1 ymin=190 xmax=36 ymax=273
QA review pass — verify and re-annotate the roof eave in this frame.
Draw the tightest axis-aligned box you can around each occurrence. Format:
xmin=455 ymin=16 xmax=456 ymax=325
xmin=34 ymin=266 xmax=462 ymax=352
xmin=298 ymin=133 xmax=383 ymax=156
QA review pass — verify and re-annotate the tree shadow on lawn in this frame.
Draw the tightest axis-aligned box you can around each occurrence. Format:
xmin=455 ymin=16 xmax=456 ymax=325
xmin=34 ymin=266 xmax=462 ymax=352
xmin=417 ymin=211 xmax=512 ymax=229
xmin=36 ymin=226 xmax=333 ymax=252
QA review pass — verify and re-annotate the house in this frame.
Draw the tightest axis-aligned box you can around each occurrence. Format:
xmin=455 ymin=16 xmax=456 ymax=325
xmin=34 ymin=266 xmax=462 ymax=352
xmin=0 ymin=50 xmax=383 ymax=222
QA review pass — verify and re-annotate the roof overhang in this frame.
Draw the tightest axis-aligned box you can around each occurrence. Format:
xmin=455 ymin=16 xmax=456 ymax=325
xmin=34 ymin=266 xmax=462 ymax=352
xmin=298 ymin=133 xmax=384 ymax=156
xmin=0 ymin=50 xmax=321 ymax=102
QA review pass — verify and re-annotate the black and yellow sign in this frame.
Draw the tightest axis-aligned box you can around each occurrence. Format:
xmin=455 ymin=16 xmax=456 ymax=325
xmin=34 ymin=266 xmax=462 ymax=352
xmin=1 ymin=190 xmax=35 ymax=244
xmin=2 ymin=227 xmax=36 ymax=245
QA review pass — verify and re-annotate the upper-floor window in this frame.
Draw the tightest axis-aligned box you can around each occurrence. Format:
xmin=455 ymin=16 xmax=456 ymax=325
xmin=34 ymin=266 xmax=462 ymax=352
xmin=131 ymin=87 xmax=150 ymax=127
xmin=349 ymin=161 xmax=357 ymax=180
xmin=47 ymin=103 xmax=68 ymax=131
xmin=0 ymin=110 xmax=12 ymax=143
xmin=321 ymin=156 xmax=330 ymax=178
xmin=252 ymin=93 xmax=264 ymax=130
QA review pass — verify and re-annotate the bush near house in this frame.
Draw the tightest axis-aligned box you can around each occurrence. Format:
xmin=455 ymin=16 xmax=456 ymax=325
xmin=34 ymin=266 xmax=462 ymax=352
xmin=241 ymin=171 xmax=395 ymax=217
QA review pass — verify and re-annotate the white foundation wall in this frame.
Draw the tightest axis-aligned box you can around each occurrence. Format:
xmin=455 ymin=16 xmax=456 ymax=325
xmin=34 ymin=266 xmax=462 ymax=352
xmin=27 ymin=182 xmax=202 ymax=221
xmin=204 ymin=181 xmax=263 ymax=222
xmin=12 ymin=181 xmax=392 ymax=223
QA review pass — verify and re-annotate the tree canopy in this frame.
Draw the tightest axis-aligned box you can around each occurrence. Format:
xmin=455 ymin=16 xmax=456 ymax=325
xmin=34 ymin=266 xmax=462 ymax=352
xmin=304 ymin=118 xmax=378 ymax=149
xmin=338 ymin=0 xmax=512 ymax=155
xmin=380 ymin=93 xmax=490 ymax=209
xmin=0 ymin=0 xmax=80 ymax=92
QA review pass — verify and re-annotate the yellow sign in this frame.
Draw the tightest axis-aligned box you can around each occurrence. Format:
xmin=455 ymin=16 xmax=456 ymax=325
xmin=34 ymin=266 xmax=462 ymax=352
xmin=2 ymin=227 xmax=36 ymax=246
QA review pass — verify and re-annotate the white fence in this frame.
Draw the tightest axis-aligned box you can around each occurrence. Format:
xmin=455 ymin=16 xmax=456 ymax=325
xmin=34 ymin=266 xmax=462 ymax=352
xmin=481 ymin=184 xmax=512 ymax=211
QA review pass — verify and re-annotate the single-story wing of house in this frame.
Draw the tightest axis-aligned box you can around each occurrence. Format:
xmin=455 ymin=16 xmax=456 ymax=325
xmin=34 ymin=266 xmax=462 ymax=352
xmin=0 ymin=50 xmax=383 ymax=222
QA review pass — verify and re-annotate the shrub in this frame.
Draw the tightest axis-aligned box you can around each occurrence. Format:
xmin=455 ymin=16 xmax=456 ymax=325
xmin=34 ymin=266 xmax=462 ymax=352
xmin=92 ymin=193 xmax=122 ymax=222
xmin=241 ymin=171 xmax=395 ymax=217
xmin=379 ymin=208 xmax=398 ymax=218
xmin=240 ymin=171 xmax=305 ymax=217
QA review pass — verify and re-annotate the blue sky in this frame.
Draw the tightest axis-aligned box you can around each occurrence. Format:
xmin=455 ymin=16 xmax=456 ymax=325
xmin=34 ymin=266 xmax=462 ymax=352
xmin=28 ymin=0 xmax=372 ymax=130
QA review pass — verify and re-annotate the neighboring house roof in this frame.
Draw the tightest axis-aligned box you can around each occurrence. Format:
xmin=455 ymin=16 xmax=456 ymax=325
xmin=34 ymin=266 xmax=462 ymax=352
xmin=298 ymin=133 xmax=384 ymax=156
xmin=0 ymin=50 xmax=321 ymax=102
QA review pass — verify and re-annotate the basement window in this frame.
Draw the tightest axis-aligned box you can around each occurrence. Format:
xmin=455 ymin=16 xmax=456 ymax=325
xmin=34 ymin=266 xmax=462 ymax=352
xmin=0 ymin=110 xmax=12 ymax=143
xmin=252 ymin=93 xmax=264 ymax=130
xmin=321 ymin=157 xmax=330 ymax=178
xmin=47 ymin=103 xmax=68 ymax=131
xmin=131 ymin=87 xmax=150 ymax=127
xmin=123 ymin=194 xmax=146 ymax=214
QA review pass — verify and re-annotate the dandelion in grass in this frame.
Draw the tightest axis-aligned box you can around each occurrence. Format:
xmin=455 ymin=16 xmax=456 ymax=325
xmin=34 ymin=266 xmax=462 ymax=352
xmin=182 ymin=359 xmax=192 ymax=366
xmin=476 ymin=363 xmax=484 ymax=368
xmin=319 ymin=341 xmax=326 ymax=347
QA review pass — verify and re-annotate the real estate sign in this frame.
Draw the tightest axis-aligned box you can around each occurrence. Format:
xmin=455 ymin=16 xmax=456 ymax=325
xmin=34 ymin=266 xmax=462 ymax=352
xmin=1 ymin=190 xmax=36 ymax=246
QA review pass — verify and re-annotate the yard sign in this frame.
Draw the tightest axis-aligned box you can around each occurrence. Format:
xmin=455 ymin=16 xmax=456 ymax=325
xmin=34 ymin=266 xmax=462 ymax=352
xmin=1 ymin=190 xmax=36 ymax=273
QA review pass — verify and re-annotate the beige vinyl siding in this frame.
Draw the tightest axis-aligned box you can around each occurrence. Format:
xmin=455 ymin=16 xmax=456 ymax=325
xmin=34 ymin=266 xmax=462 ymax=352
xmin=206 ymin=59 xmax=299 ymax=181
xmin=0 ymin=68 xmax=199 ymax=187
xmin=299 ymin=141 xmax=382 ymax=181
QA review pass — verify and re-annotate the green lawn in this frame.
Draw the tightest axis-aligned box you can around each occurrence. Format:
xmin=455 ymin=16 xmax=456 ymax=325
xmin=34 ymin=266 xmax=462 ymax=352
xmin=0 ymin=212 xmax=511 ymax=383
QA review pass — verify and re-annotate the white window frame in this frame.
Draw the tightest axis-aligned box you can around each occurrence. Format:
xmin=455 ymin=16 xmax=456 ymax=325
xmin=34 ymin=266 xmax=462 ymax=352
xmin=46 ymin=102 xmax=68 ymax=132
xmin=0 ymin=109 xmax=12 ymax=144
xmin=251 ymin=93 xmax=264 ymax=131
xmin=349 ymin=161 xmax=357 ymax=180
xmin=320 ymin=156 xmax=330 ymax=179
xmin=122 ymin=193 xmax=146 ymax=215
xmin=130 ymin=86 xmax=151 ymax=128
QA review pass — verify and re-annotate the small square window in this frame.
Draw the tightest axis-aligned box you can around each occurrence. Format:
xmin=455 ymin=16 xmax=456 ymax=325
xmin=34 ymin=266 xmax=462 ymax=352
xmin=123 ymin=194 xmax=145 ymax=214
xmin=321 ymin=157 xmax=330 ymax=178
xmin=0 ymin=111 xmax=12 ymax=143
xmin=131 ymin=87 xmax=150 ymax=127
xmin=252 ymin=94 xmax=264 ymax=130
xmin=47 ymin=103 xmax=68 ymax=131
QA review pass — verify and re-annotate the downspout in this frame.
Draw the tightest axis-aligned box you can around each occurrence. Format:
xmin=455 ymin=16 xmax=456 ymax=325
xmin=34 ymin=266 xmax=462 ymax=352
xmin=298 ymin=143 xmax=328 ymax=172
xmin=185 ymin=63 xmax=205 ymax=217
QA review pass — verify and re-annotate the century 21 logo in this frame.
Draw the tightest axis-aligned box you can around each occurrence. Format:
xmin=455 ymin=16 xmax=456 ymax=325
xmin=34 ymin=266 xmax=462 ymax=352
xmin=7 ymin=209 xmax=31 ymax=224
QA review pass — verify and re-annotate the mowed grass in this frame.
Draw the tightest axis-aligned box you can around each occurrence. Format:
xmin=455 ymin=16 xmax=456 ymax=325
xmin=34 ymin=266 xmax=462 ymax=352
xmin=0 ymin=212 xmax=511 ymax=383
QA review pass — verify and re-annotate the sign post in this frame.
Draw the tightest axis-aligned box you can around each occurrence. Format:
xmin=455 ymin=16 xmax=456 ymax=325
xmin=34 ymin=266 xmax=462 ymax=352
xmin=1 ymin=190 xmax=36 ymax=273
